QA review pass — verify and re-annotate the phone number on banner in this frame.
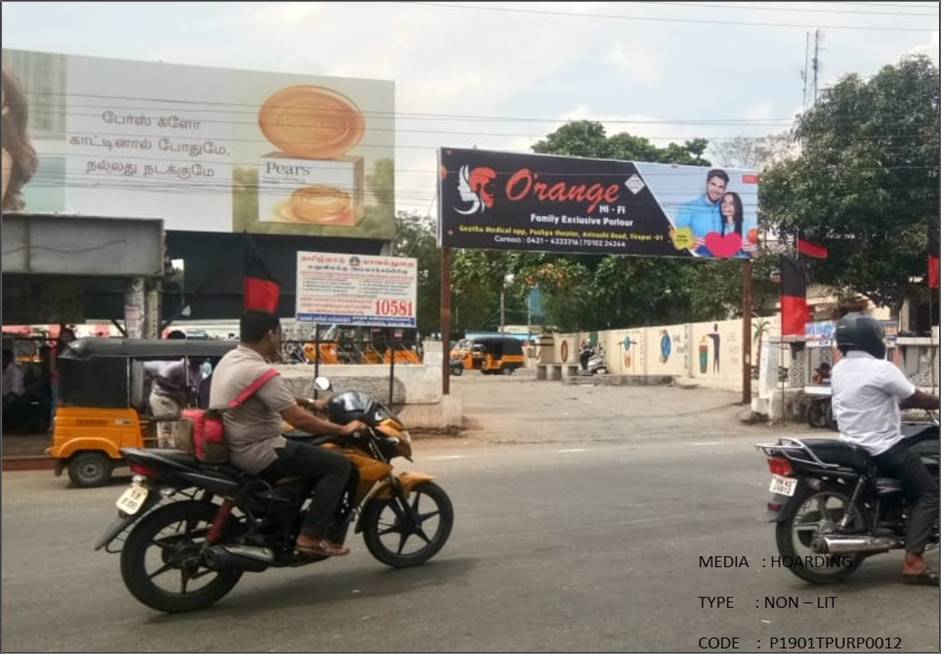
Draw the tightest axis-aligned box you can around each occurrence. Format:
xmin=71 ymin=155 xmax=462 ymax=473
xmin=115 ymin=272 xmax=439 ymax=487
xmin=536 ymin=237 xmax=629 ymax=250
xmin=297 ymin=313 xmax=417 ymax=327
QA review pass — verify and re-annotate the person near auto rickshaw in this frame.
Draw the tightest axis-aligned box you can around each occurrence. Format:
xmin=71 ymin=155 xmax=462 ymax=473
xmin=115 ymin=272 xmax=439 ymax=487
xmin=2 ymin=349 xmax=26 ymax=429
xmin=812 ymin=362 xmax=831 ymax=385
xmin=143 ymin=330 xmax=200 ymax=448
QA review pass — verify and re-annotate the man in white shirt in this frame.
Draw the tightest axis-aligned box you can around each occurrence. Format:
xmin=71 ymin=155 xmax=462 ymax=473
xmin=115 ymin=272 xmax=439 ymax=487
xmin=831 ymin=313 xmax=940 ymax=585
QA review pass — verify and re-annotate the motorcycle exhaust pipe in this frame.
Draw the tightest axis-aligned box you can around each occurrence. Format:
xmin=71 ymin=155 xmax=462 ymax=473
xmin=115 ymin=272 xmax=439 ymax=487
xmin=204 ymin=545 xmax=274 ymax=572
xmin=818 ymin=535 xmax=899 ymax=555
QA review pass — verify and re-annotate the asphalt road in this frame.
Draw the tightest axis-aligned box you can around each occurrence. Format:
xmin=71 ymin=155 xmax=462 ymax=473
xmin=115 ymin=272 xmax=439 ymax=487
xmin=2 ymin=377 xmax=938 ymax=652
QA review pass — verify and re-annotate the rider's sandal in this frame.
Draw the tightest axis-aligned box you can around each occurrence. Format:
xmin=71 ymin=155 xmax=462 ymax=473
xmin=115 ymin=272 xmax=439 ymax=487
xmin=902 ymin=569 xmax=940 ymax=585
xmin=295 ymin=540 xmax=350 ymax=558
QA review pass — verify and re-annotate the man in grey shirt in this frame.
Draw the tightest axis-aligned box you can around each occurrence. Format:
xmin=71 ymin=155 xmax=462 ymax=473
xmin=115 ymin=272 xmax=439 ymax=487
xmin=210 ymin=312 xmax=366 ymax=558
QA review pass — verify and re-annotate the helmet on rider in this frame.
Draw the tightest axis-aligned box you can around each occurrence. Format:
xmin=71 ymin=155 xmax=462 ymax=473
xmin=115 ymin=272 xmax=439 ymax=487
xmin=835 ymin=312 xmax=886 ymax=359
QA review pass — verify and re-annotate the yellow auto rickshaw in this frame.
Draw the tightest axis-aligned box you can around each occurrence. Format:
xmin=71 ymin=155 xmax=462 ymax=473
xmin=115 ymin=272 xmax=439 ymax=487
xmin=451 ymin=336 xmax=526 ymax=375
xmin=449 ymin=339 xmax=474 ymax=376
xmin=45 ymin=338 xmax=236 ymax=487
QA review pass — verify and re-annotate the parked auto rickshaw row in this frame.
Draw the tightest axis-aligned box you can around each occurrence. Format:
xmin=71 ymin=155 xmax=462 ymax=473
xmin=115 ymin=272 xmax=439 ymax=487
xmin=300 ymin=341 xmax=422 ymax=365
xmin=450 ymin=336 xmax=525 ymax=376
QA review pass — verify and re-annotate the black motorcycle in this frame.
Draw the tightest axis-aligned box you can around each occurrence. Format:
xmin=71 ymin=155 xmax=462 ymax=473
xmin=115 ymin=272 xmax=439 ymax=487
xmin=95 ymin=382 xmax=453 ymax=613
xmin=756 ymin=417 xmax=939 ymax=583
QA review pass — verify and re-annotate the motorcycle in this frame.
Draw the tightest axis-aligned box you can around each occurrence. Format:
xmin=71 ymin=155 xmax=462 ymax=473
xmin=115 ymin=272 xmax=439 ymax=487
xmin=755 ymin=414 xmax=938 ymax=584
xmin=95 ymin=378 xmax=454 ymax=613
xmin=586 ymin=350 xmax=608 ymax=375
xmin=579 ymin=347 xmax=607 ymax=375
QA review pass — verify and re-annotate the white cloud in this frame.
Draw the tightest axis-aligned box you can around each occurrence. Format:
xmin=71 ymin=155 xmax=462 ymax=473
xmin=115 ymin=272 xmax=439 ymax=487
xmin=605 ymin=42 xmax=662 ymax=83
xmin=912 ymin=31 xmax=939 ymax=63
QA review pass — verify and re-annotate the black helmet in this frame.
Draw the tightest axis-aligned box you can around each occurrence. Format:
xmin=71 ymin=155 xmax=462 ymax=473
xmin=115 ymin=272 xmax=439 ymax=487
xmin=835 ymin=312 xmax=885 ymax=359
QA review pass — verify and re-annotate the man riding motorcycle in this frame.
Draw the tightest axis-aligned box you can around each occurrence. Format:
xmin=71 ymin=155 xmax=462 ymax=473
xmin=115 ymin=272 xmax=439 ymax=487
xmin=831 ymin=313 xmax=940 ymax=584
xmin=209 ymin=311 xmax=367 ymax=558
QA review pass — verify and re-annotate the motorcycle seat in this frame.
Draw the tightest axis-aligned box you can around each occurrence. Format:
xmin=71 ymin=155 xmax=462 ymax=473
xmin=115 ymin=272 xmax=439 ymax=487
xmin=801 ymin=438 xmax=871 ymax=470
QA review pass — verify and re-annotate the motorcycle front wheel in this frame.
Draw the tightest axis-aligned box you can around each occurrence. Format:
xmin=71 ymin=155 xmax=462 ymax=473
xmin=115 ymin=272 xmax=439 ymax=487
xmin=362 ymin=481 xmax=454 ymax=568
xmin=774 ymin=483 xmax=867 ymax=584
xmin=120 ymin=500 xmax=242 ymax=613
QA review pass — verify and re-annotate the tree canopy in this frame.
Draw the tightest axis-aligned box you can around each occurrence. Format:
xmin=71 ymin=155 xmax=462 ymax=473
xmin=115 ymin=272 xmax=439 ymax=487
xmin=760 ymin=55 xmax=939 ymax=311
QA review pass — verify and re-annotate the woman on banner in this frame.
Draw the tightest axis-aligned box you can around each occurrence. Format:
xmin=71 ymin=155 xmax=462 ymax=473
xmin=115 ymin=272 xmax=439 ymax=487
xmin=1 ymin=68 xmax=38 ymax=212
xmin=718 ymin=191 xmax=757 ymax=259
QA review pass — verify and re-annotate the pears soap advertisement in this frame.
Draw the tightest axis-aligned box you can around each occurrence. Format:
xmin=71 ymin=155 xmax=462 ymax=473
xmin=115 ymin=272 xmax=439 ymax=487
xmin=1 ymin=49 xmax=394 ymax=240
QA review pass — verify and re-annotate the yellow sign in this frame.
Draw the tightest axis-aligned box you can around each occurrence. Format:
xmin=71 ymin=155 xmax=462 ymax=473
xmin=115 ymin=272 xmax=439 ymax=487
xmin=671 ymin=227 xmax=695 ymax=250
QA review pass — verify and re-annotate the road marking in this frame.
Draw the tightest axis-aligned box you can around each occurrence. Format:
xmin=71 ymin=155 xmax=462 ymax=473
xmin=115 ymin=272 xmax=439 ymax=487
xmin=556 ymin=448 xmax=588 ymax=453
xmin=692 ymin=441 xmax=723 ymax=446
xmin=424 ymin=455 xmax=466 ymax=460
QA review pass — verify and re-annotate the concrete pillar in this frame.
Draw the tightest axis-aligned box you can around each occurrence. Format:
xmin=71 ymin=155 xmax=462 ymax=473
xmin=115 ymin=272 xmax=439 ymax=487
xmin=145 ymin=281 xmax=161 ymax=339
xmin=124 ymin=277 xmax=145 ymax=339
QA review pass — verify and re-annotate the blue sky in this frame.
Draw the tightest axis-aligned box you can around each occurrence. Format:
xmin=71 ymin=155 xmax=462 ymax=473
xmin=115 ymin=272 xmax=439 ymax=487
xmin=3 ymin=1 xmax=938 ymax=213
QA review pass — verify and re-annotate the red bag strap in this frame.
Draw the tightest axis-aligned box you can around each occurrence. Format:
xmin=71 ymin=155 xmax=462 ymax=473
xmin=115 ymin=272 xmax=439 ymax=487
xmin=229 ymin=369 xmax=280 ymax=409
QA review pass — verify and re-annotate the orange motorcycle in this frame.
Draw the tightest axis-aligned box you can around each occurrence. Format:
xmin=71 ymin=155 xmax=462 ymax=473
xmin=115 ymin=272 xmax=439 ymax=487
xmin=95 ymin=378 xmax=453 ymax=613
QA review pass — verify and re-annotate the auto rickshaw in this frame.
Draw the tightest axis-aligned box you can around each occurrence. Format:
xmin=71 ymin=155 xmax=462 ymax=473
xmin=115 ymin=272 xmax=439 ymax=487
xmin=45 ymin=338 xmax=237 ymax=487
xmin=449 ymin=339 xmax=474 ymax=376
xmin=460 ymin=336 xmax=526 ymax=375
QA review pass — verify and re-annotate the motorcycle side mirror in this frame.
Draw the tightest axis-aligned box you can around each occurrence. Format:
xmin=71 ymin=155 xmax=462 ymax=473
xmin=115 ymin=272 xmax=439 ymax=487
xmin=314 ymin=376 xmax=332 ymax=392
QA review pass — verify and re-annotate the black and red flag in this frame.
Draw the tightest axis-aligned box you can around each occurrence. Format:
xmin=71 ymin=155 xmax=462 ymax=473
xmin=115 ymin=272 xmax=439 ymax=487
xmin=781 ymin=258 xmax=810 ymax=337
xmin=243 ymin=234 xmax=280 ymax=313
xmin=929 ymin=229 xmax=939 ymax=290
xmin=797 ymin=238 xmax=829 ymax=259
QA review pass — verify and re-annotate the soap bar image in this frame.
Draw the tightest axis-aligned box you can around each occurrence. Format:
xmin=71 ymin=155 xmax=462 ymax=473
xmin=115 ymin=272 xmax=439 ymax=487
xmin=256 ymin=155 xmax=363 ymax=227
xmin=258 ymin=85 xmax=365 ymax=160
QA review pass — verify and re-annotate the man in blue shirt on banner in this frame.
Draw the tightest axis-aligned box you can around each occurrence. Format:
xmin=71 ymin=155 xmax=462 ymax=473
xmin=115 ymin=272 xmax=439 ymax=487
xmin=673 ymin=169 xmax=728 ymax=257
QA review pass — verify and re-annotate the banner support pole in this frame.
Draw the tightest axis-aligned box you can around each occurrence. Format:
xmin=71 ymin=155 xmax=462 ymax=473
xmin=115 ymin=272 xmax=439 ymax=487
xmin=742 ymin=259 xmax=753 ymax=405
xmin=441 ymin=247 xmax=452 ymax=396
xmin=313 ymin=323 xmax=321 ymax=399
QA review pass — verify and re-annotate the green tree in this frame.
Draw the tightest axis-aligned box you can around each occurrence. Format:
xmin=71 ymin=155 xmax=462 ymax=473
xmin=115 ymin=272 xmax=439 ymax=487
xmin=394 ymin=211 xmax=440 ymax=334
xmin=761 ymin=55 xmax=939 ymax=313
xmin=520 ymin=120 xmax=745 ymax=330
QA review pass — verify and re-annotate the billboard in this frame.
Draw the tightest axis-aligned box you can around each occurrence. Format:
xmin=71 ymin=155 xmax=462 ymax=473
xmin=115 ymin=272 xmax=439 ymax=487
xmin=1 ymin=49 xmax=394 ymax=240
xmin=296 ymin=251 xmax=417 ymax=327
xmin=438 ymin=148 xmax=759 ymax=259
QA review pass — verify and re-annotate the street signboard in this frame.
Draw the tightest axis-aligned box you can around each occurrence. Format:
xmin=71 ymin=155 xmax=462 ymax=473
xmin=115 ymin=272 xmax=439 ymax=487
xmin=438 ymin=147 xmax=759 ymax=259
xmin=295 ymin=252 xmax=417 ymax=327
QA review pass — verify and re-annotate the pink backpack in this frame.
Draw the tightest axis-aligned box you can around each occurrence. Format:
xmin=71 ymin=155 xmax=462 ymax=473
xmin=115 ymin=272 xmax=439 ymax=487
xmin=177 ymin=369 xmax=280 ymax=463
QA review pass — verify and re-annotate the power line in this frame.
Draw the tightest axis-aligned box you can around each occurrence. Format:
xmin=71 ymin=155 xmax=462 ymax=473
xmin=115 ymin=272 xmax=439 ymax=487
xmin=635 ymin=1 xmax=939 ymax=16
xmin=397 ymin=1 xmax=939 ymax=31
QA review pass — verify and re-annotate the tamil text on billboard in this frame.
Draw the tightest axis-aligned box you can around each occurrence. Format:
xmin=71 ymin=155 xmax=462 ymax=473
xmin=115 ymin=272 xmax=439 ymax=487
xmin=1 ymin=49 xmax=394 ymax=240
xmin=295 ymin=252 xmax=417 ymax=327
xmin=439 ymin=148 xmax=759 ymax=259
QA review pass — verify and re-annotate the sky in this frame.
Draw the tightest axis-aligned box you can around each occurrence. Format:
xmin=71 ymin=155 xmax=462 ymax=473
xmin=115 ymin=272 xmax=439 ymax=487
xmin=2 ymin=1 xmax=939 ymax=216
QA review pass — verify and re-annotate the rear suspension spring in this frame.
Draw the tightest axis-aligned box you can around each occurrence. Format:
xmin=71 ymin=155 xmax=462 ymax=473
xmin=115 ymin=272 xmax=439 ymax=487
xmin=206 ymin=500 xmax=234 ymax=544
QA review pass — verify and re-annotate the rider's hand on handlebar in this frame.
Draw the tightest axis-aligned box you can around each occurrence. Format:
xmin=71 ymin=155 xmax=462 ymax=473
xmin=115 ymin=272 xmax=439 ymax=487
xmin=341 ymin=420 xmax=369 ymax=437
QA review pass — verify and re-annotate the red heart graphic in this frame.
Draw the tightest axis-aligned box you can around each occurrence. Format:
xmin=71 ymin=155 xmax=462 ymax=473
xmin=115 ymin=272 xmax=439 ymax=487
xmin=704 ymin=232 xmax=743 ymax=258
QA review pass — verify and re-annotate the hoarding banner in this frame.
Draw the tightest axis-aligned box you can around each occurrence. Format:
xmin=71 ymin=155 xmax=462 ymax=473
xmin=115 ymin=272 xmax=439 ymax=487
xmin=438 ymin=148 xmax=759 ymax=259
xmin=295 ymin=252 xmax=417 ymax=327
xmin=1 ymin=49 xmax=394 ymax=239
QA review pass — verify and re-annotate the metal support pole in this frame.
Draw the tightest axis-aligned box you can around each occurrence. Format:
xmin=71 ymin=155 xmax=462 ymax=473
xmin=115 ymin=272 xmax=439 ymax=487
xmin=313 ymin=323 xmax=321 ymax=399
xmin=441 ymin=248 xmax=452 ymax=396
xmin=389 ymin=329 xmax=396 ymax=407
xmin=742 ymin=260 xmax=753 ymax=405
xmin=500 ymin=290 xmax=505 ymax=335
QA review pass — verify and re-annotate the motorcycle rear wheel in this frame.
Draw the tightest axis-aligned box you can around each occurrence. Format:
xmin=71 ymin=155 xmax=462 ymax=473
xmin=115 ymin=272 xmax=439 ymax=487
xmin=120 ymin=500 xmax=243 ymax=613
xmin=362 ymin=481 xmax=453 ymax=568
xmin=774 ymin=483 xmax=867 ymax=584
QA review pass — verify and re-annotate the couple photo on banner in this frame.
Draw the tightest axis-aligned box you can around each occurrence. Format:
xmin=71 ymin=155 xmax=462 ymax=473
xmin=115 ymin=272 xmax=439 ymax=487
xmin=670 ymin=168 xmax=758 ymax=259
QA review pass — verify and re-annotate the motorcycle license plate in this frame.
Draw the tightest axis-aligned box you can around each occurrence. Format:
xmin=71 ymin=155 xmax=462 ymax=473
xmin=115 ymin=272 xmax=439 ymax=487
xmin=116 ymin=484 xmax=149 ymax=515
xmin=769 ymin=474 xmax=797 ymax=497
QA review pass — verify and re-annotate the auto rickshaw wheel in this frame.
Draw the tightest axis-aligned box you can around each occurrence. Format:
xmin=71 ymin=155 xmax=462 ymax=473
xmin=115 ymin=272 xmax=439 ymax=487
xmin=68 ymin=451 xmax=113 ymax=488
